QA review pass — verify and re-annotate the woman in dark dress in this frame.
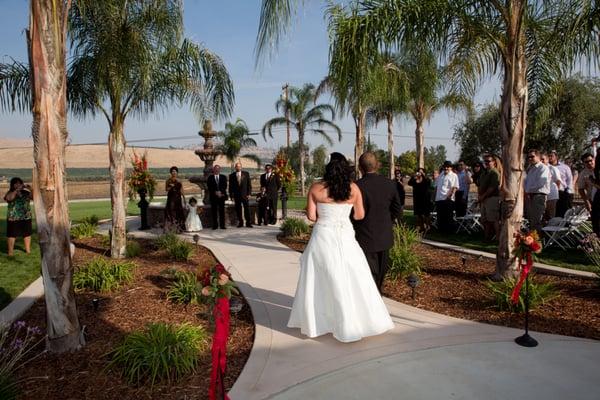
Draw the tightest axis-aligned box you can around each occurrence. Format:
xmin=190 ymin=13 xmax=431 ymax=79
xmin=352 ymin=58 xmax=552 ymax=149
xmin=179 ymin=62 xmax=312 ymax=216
xmin=394 ymin=169 xmax=406 ymax=222
xmin=4 ymin=177 xmax=33 ymax=256
xmin=164 ymin=166 xmax=185 ymax=232
xmin=408 ymin=168 xmax=432 ymax=232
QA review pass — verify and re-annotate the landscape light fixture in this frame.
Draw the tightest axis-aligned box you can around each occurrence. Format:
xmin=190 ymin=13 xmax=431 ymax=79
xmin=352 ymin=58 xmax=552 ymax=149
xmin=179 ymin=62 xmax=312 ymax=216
xmin=230 ymin=296 xmax=243 ymax=314
xmin=407 ymin=273 xmax=420 ymax=300
xmin=92 ymin=298 xmax=99 ymax=312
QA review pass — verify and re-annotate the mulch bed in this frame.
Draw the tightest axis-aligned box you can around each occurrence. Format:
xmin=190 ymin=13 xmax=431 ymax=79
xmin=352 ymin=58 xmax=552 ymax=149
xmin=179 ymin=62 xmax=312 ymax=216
xmin=16 ymin=236 xmax=254 ymax=400
xmin=279 ymin=235 xmax=600 ymax=340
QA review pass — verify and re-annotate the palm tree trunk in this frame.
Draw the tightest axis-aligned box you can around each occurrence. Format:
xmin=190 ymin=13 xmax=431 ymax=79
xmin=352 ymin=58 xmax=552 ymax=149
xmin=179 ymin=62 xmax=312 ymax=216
xmin=28 ymin=0 xmax=83 ymax=353
xmin=354 ymin=108 xmax=366 ymax=177
xmin=496 ymin=1 xmax=527 ymax=279
xmin=387 ymin=113 xmax=394 ymax=179
xmin=415 ymin=118 xmax=425 ymax=169
xmin=109 ymin=118 xmax=127 ymax=259
xmin=299 ymin=131 xmax=306 ymax=196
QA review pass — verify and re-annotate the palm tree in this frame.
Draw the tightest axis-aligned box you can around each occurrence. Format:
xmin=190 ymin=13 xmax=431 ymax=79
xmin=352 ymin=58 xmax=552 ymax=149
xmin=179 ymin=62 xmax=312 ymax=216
xmin=218 ymin=118 xmax=261 ymax=168
xmin=67 ymin=0 xmax=234 ymax=258
xmin=321 ymin=0 xmax=599 ymax=278
xmin=262 ymin=83 xmax=341 ymax=195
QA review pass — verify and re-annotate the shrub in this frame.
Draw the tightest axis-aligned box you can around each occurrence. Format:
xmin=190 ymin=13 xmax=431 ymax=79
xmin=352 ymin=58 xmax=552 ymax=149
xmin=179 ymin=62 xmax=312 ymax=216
xmin=167 ymin=240 xmax=194 ymax=261
xmin=485 ymin=275 xmax=560 ymax=312
xmin=70 ymin=222 xmax=97 ymax=239
xmin=81 ymin=215 xmax=100 ymax=226
xmin=107 ymin=322 xmax=208 ymax=386
xmin=126 ymin=241 xmax=142 ymax=258
xmin=280 ymin=217 xmax=310 ymax=237
xmin=387 ymin=224 xmax=423 ymax=280
xmin=167 ymin=272 xmax=199 ymax=304
xmin=154 ymin=232 xmax=179 ymax=250
xmin=73 ymin=257 xmax=136 ymax=293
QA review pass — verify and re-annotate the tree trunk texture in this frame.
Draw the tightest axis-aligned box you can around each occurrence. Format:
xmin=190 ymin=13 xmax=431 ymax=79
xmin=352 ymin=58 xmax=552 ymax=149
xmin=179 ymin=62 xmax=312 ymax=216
xmin=496 ymin=1 xmax=527 ymax=279
xmin=387 ymin=114 xmax=394 ymax=179
xmin=109 ymin=119 xmax=127 ymax=259
xmin=354 ymin=109 xmax=366 ymax=177
xmin=28 ymin=0 xmax=83 ymax=353
xmin=299 ymin=131 xmax=306 ymax=196
xmin=415 ymin=118 xmax=425 ymax=170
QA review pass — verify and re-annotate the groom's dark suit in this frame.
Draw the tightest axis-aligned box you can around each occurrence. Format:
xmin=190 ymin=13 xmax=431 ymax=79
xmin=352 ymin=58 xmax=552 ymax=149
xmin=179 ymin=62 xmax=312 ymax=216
xmin=207 ymin=173 xmax=228 ymax=229
xmin=352 ymin=172 xmax=402 ymax=291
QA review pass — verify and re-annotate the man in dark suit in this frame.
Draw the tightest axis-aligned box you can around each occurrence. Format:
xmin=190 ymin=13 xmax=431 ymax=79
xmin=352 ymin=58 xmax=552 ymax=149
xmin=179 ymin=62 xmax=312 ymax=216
xmin=229 ymin=161 xmax=253 ymax=228
xmin=352 ymin=152 xmax=402 ymax=292
xmin=207 ymin=164 xmax=228 ymax=229
xmin=260 ymin=164 xmax=281 ymax=224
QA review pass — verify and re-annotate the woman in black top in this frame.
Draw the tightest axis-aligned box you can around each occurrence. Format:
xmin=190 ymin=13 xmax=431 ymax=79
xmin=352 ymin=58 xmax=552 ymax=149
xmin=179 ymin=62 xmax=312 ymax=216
xmin=408 ymin=168 xmax=432 ymax=232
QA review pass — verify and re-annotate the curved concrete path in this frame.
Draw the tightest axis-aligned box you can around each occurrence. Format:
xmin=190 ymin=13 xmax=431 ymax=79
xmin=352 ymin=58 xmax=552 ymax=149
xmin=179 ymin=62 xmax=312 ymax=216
xmin=120 ymin=219 xmax=600 ymax=400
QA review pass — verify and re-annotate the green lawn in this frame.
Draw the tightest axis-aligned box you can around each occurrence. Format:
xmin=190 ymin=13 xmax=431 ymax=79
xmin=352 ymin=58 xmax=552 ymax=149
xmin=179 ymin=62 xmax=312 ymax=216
xmin=286 ymin=196 xmax=307 ymax=211
xmin=0 ymin=200 xmax=140 ymax=310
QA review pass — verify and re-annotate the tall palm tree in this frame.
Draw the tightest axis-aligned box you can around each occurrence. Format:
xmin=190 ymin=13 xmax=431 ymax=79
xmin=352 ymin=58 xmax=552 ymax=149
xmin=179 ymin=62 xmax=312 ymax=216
xmin=218 ymin=118 xmax=261 ymax=168
xmin=262 ymin=83 xmax=341 ymax=195
xmin=67 ymin=0 xmax=234 ymax=258
xmin=323 ymin=0 xmax=600 ymax=278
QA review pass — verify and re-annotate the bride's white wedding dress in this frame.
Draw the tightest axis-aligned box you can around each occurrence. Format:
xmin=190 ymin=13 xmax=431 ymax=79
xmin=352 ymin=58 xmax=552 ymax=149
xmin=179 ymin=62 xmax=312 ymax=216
xmin=287 ymin=202 xmax=394 ymax=342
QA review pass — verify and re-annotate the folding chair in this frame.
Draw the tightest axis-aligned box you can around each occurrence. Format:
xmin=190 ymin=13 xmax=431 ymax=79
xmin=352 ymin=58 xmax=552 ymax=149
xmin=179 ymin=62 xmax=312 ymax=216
xmin=455 ymin=199 xmax=483 ymax=234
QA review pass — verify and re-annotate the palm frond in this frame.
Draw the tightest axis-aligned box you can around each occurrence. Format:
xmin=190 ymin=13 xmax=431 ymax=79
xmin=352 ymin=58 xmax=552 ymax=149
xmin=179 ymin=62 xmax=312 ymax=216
xmin=262 ymin=116 xmax=289 ymax=140
xmin=241 ymin=153 xmax=262 ymax=168
xmin=255 ymin=0 xmax=301 ymax=66
xmin=0 ymin=60 xmax=31 ymax=113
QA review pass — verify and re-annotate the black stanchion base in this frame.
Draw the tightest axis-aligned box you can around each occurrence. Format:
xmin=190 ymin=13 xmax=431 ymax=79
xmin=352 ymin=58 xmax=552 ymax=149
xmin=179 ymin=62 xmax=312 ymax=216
xmin=515 ymin=333 xmax=538 ymax=347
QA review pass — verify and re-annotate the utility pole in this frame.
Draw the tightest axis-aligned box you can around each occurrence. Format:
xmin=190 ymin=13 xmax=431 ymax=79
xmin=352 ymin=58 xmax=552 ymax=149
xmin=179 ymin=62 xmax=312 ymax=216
xmin=282 ymin=83 xmax=290 ymax=149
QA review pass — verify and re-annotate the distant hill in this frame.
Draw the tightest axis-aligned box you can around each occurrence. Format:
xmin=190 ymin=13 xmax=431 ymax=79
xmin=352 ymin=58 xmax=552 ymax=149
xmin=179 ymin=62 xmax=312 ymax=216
xmin=0 ymin=138 xmax=265 ymax=169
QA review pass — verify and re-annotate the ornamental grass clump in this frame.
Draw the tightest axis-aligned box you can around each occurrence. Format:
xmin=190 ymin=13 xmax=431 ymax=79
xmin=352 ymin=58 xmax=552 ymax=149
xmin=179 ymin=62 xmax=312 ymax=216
xmin=73 ymin=257 xmax=136 ymax=293
xmin=70 ymin=221 xmax=98 ymax=239
xmin=0 ymin=321 xmax=44 ymax=400
xmin=485 ymin=275 xmax=559 ymax=312
xmin=167 ymin=240 xmax=194 ymax=261
xmin=125 ymin=241 xmax=142 ymax=258
xmin=107 ymin=322 xmax=208 ymax=386
xmin=166 ymin=271 xmax=199 ymax=305
xmin=154 ymin=232 xmax=179 ymax=250
xmin=280 ymin=217 xmax=310 ymax=238
xmin=387 ymin=224 xmax=423 ymax=280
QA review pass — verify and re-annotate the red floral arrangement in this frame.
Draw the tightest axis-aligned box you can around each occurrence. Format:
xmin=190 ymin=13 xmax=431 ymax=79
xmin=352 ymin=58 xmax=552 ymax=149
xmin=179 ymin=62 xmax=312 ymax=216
xmin=273 ymin=152 xmax=295 ymax=194
xmin=128 ymin=150 xmax=157 ymax=200
xmin=510 ymin=231 xmax=542 ymax=304
xmin=198 ymin=263 xmax=239 ymax=306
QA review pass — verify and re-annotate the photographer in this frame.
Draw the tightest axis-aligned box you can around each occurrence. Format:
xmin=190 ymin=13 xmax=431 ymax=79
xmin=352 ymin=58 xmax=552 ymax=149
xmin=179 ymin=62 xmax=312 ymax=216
xmin=3 ymin=177 xmax=33 ymax=256
xmin=408 ymin=168 xmax=432 ymax=232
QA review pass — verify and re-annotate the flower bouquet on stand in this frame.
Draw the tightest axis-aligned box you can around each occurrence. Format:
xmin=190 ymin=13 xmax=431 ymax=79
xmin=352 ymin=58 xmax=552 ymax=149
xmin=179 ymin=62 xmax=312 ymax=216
xmin=273 ymin=153 xmax=295 ymax=220
xmin=198 ymin=264 xmax=239 ymax=400
xmin=127 ymin=150 xmax=157 ymax=230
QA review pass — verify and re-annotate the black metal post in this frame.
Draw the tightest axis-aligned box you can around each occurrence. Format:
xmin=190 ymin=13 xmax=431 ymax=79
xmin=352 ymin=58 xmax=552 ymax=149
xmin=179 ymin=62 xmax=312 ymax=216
xmin=515 ymin=274 xmax=538 ymax=347
xmin=138 ymin=189 xmax=150 ymax=230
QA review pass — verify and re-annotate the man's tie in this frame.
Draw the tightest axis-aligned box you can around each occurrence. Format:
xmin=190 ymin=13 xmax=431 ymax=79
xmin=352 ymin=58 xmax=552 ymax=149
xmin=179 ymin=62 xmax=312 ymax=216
xmin=237 ymin=172 xmax=241 ymax=184
xmin=215 ymin=175 xmax=219 ymax=185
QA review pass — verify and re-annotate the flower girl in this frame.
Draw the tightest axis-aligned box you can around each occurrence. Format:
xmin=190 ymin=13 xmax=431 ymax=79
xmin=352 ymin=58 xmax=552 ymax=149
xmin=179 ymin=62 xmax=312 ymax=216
xmin=185 ymin=197 xmax=203 ymax=232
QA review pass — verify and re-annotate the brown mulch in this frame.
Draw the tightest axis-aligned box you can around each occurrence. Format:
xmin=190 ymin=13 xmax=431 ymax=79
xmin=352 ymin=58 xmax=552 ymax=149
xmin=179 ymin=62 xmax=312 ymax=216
xmin=16 ymin=236 xmax=254 ymax=400
xmin=279 ymin=235 xmax=600 ymax=340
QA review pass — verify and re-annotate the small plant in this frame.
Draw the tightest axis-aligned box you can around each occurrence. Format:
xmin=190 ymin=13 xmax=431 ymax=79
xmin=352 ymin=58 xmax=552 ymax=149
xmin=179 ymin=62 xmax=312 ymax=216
xmin=387 ymin=224 xmax=423 ymax=280
xmin=73 ymin=257 xmax=136 ymax=293
xmin=126 ymin=241 xmax=142 ymax=258
xmin=579 ymin=234 xmax=600 ymax=282
xmin=0 ymin=321 xmax=44 ymax=400
xmin=154 ymin=232 xmax=179 ymax=250
xmin=485 ymin=275 xmax=559 ymax=312
xmin=107 ymin=322 xmax=208 ymax=386
xmin=81 ymin=215 xmax=100 ymax=226
xmin=280 ymin=217 xmax=310 ymax=238
xmin=70 ymin=222 xmax=97 ymax=239
xmin=167 ymin=272 xmax=199 ymax=304
xmin=167 ymin=240 xmax=194 ymax=261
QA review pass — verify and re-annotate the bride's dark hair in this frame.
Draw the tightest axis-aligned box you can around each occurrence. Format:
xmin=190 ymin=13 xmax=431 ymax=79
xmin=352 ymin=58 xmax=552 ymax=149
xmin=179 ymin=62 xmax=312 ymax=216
xmin=323 ymin=156 xmax=352 ymax=201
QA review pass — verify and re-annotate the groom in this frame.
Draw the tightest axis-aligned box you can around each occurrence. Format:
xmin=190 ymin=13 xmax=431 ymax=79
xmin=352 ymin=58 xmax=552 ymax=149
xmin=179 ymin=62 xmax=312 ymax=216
xmin=352 ymin=151 xmax=402 ymax=292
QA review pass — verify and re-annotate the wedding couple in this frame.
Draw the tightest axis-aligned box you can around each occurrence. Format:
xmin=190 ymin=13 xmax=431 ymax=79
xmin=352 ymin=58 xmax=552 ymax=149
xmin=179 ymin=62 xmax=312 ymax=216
xmin=288 ymin=152 xmax=402 ymax=343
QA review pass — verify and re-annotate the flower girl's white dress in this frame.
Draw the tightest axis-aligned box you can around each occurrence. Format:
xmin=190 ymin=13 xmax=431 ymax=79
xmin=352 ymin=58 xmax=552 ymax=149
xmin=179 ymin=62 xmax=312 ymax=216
xmin=287 ymin=203 xmax=394 ymax=342
xmin=185 ymin=204 xmax=203 ymax=232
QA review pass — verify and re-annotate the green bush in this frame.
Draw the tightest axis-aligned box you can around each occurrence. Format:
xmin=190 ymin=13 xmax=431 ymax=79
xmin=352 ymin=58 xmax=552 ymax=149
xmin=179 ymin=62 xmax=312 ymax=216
xmin=81 ymin=215 xmax=100 ymax=226
xmin=154 ymin=232 xmax=179 ymax=250
xmin=126 ymin=241 xmax=142 ymax=258
xmin=73 ymin=257 xmax=136 ymax=293
xmin=485 ymin=275 xmax=560 ymax=312
xmin=70 ymin=222 xmax=97 ymax=239
xmin=167 ymin=240 xmax=194 ymax=261
xmin=166 ymin=272 xmax=199 ymax=304
xmin=280 ymin=217 xmax=310 ymax=237
xmin=387 ymin=224 xmax=423 ymax=280
xmin=107 ymin=322 xmax=208 ymax=386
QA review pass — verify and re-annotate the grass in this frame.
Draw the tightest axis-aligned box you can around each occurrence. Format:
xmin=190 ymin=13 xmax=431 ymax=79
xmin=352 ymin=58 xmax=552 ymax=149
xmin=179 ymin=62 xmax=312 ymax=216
xmin=286 ymin=196 xmax=307 ymax=211
xmin=0 ymin=199 xmax=140 ymax=310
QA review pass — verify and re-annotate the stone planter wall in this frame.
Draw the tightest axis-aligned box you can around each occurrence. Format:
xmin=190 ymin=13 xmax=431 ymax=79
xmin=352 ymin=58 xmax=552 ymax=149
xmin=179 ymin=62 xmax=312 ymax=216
xmin=148 ymin=201 xmax=258 ymax=229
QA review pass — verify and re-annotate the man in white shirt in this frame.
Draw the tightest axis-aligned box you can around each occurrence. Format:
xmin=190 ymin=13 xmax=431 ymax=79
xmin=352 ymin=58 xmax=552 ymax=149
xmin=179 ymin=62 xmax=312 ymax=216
xmin=524 ymin=149 xmax=550 ymax=234
xmin=577 ymin=152 xmax=600 ymax=235
xmin=549 ymin=150 xmax=573 ymax=217
xmin=435 ymin=161 xmax=459 ymax=233
xmin=455 ymin=160 xmax=472 ymax=217
xmin=541 ymin=152 xmax=562 ymax=223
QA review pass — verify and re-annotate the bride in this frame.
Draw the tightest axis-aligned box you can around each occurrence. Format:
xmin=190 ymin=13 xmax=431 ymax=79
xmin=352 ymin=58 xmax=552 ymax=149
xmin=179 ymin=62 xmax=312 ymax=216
xmin=287 ymin=156 xmax=394 ymax=342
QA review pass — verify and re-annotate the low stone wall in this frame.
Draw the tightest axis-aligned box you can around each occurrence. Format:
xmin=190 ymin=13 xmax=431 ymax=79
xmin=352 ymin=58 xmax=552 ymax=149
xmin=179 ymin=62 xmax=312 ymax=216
xmin=148 ymin=201 xmax=259 ymax=229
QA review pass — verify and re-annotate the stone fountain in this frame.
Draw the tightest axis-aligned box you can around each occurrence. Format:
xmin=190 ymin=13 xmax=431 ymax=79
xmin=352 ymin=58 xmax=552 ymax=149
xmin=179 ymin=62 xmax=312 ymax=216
xmin=189 ymin=120 xmax=221 ymax=204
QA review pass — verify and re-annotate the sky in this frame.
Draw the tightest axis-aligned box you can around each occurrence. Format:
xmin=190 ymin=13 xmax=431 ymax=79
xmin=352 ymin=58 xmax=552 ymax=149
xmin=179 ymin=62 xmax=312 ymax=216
xmin=0 ymin=0 xmax=507 ymax=160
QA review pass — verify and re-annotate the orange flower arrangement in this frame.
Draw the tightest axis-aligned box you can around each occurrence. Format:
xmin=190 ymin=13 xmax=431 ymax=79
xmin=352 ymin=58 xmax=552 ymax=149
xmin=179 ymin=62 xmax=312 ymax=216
xmin=273 ymin=152 xmax=295 ymax=194
xmin=127 ymin=150 xmax=157 ymax=200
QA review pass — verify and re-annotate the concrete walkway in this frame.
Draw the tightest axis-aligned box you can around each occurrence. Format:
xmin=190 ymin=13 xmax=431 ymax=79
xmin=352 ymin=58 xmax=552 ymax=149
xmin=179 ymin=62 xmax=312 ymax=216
xmin=117 ymin=218 xmax=599 ymax=400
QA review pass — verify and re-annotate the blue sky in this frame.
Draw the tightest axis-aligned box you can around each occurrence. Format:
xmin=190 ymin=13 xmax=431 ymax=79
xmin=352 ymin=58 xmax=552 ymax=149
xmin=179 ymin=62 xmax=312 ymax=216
xmin=1 ymin=0 xmax=508 ymax=160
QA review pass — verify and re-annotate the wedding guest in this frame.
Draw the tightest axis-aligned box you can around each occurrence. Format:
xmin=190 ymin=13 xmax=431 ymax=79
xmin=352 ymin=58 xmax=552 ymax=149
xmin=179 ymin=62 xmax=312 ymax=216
xmin=229 ymin=161 xmax=253 ymax=228
xmin=256 ymin=187 xmax=269 ymax=226
xmin=548 ymin=150 xmax=573 ymax=217
xmin=408 ymin=168 xmax=432 ymax=232
xmin=541 ymin=152 xmax=562 ymax=223
xmin=165 ymin=165 xmax=181 ymax=192
xmin=434 ymin=161 xmax=459 ymax=233
xmin=394 ymin=169 xmax=405 ymax=221
xmin=207 ymin=165 xmax=228 ymax=229
xmin=4 ymin=177 xmax=33 ymax=256
xmin=524 ymin=149 xmax=550 ymax=234
xmin=260 ymin=164 xmax=281 ymax=224
xmin=185 ymin=197 xmax=203 ymax=232
xmin=471 ymin=160 xmax=485 ymax=188
xmin=455 ymin=160 xmax=472 ymax=217
xmin=478 ymin=154 xmax=501 ymax=241
xmin=164 ymin=180 xmax=185 ymax=233
xmin=578 ymin=152 xmax=600 ymax=235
